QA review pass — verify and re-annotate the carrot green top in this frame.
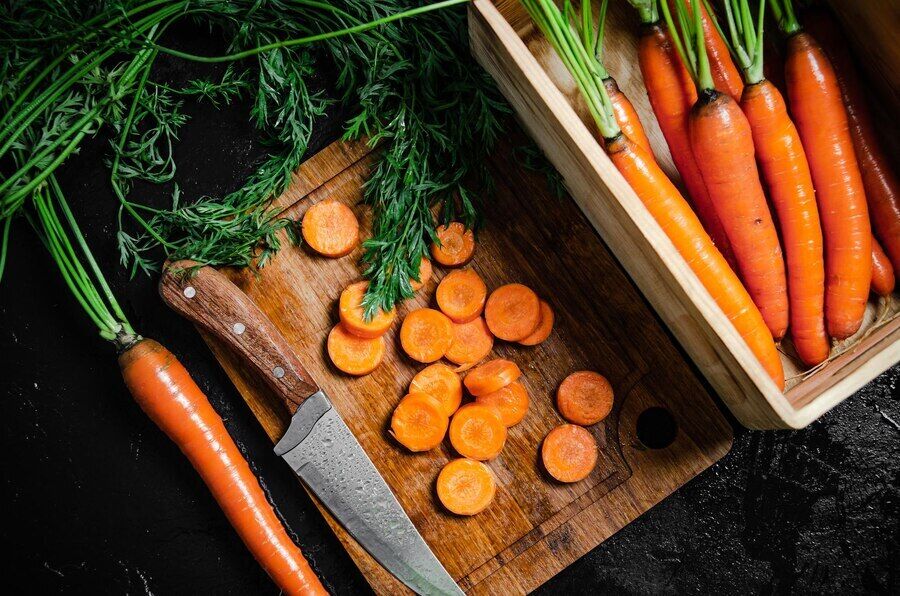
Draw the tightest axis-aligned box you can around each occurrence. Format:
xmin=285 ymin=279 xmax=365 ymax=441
xmin=768 ymin=0 xmax=802 ymax=36
xmin=660 ymin=0 xmax=716 ymax=93
xmin=721 ymin=0 xmax=767 ymax=85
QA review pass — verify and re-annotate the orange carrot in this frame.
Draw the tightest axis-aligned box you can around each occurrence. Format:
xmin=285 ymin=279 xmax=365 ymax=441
xmin=517 ymin=299 xmax=554 ymax=346
xmin=121 ymin=340 xmax=327 ymax=595
xmin=327 ymin=324 xmax=385 ymax=376
xmin=448 ymin=403 xmax=507 ymax=461
xmin=664 ymin=0 xmax=789 ymax=340
xmin=400 ymin=308 xmax=454 ymax=363
xmin=301 ymin=200 xmax=359 ymax=258
xmin=675 ymin=0 xmax=744 ymax=101
xmin=633 ymin=19 xmax=737 ymax=269
xmin=444 ymin=317 xmax=494 ymax=366
xmin=410 ymin=257 xmax=433 ymax=291
xmin=390 ymin=393 xmax=449 ymax=452
xmin=475 ymin=381 xmax=529 ymax=427
xmin=431 ymin=222 xmax=475 ymax=267
xmin=484 ymin=283 xmax=542 ymax=341
xmin=339 ymin=281 xmax=396 ymax=339
xmin=541 ymin=424 xmax=597 ymax=483
xmin=804 ymin=6 xmax=900 ymax=277
xmin=606 ymin=134 xmax=784 ymax=388
xmin=436 ymin=458 xmax=496 ymax=516
xmin=556 ymin=371 xmax=614 ymax=426
xmin=871 ymin=238 xmax=896 ymax=297
xmin=409 ymin=363 xmax=463 ymax=417
xmin=740 ymin=79 xmax=827 ymax=365
xmin=781 ymin=26 xmax=871 ymax=339
xmin=604 ymin=77 xmax=654 ymax=157
xmin=436 ymin=268 xmax=487 ymax=323
xmin=463 ymin=358 xmax=522 ymax=397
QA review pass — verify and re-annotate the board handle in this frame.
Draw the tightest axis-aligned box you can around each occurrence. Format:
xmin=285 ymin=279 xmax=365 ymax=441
xmin=159 ymin=260 xmax=319 ymax=414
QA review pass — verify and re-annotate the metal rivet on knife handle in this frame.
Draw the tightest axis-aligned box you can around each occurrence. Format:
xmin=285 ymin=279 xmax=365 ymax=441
xmin=273 ymin=366 xmax=285 ymax=379
xmin=233 ymin=322 xmax=246 ymax=335
xmin=183 ymin=286 xmax=196 ymax=298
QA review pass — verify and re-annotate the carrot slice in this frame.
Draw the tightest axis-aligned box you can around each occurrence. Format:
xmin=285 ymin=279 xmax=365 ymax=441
xmin=338 ymin=281 xmax=396 ymax=339
xmin=301 ymin=200 xmax=359 ymax=258
xmin=390 ymin=393 xmax=449 ymax=452
xmin=436 ymin=269 xmax=487 ymax=323
xmin=444 ymin=317 xmax=494 ymax=365
xmin=409 ymin=363 xmax=463 ymax=417
xmin=410 ymin=257 xmax=433 ymax=291
xmin=430 ymin=222 xmax=475 ymax=267
xmin=463 ymin=358 xmax=521 ymax=397
xmin=327 ymin=324 xmax=385 ymax=376
xmin=518 ymin=300 xmax=554 ymax=346
xmin=475 ymin=381 xmax=529 ymax=427
xmin=436 ymin=458 xmax=497 ymax=516
xmin=556 ymin=371 xmax=614 ymax=426
xmin=484 ymin=283 xmax=541 ymax=341
xmin=448 ymin=403 xmax=507 ymax=460
xmin=400 ymin=308 xmax=454 ymax=363
xmin=541 ymin=424 xmax=598 ymax=483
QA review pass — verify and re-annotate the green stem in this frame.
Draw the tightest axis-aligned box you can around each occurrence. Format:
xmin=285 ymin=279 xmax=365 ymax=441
xmin=721 ymin=0 xmax=766 ymax=85
xmin=626 ymin=0 xmax=659 ymax=24
xmin=152 ymin=0 xmax=468 ymax=63
xmin=0 ymin=216 xmax=10 ymax=282
xmin=768 ymin=0 xmax=800 ymax=35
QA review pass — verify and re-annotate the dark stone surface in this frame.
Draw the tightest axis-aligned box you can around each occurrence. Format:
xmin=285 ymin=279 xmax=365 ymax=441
xmin=2 ymin=24 xmax=898 ymax=596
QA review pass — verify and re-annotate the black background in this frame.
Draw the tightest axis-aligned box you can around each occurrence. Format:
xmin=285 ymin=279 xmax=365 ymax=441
xmin=2 ymin=20 xmax=898 ymax=595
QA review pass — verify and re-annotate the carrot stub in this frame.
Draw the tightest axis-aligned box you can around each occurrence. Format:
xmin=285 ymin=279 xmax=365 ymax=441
xmin=301 ymin=200 xmax=359 ymax=258
xmin=556 ymin=371 xmax=614 ymax=426
xmin=390 ymin=393 xmax=449 ymax=452
xmin=436 ymin=268 xmax=487 ymax=323
xmin=463 ymin=358 xmax=521 ymax=397
xmin=449 ymin=403 xmax=508 ymax=460
xmin=518 ymin=300 xmax=554 ymax=346
xmin=436 ymin=458 xmax=497 ymax=516
xmin=484 ymin=283 xmax=542 ymax=341
xmin=871 ymin=238 xmax=896 ymax=297
xmin=476 ymin=381 xmax=529 ymax=427
xmin=338 ymin=281 xmax=396 ymax=339
xmin=431 ymin=222 xmax=475 ymax=267
xmin=542 ymin=424 xmax=598 ymax=483
xmin=409 ymin=363 xmax=463 ymax=417
xmin=327 ymin=324 xmax=385 ymax=376
xmin=410 ymin=257 xmax=433 ymax=291
xmin=444 ymin=317 xmax=494 ymax=366
xmin=400 ymin=308 xmax=454 ymax=363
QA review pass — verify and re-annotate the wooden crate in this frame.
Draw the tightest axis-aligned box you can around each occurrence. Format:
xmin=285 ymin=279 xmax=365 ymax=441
xmin=468 ymin=0 xmax=900 ymax=429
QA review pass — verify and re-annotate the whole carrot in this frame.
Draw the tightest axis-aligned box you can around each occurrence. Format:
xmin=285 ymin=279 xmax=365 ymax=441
xmin=121 ymin=339 xmax=327 ymax=596
xmin=804 ymin=6 xmax=900 ymax=277
xmin=772 ymin=0 xmax=872 ymax=339
xmin=627 ymin=2 xmax=737 ymax=268
xmin=521 ymin=0 xmax=784 ymax=388
xmin=722 ymin=0 xmax=828 ymax=366
xmin=665 ymin=0 xmax=789 ymax=340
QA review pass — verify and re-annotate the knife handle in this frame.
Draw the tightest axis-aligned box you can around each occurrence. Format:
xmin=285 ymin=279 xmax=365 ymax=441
xmin=159 ymin=260 xmax=319 ymax=413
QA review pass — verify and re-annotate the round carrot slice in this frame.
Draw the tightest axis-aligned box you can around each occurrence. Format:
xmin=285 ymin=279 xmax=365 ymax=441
xmin=390 ymin=393 xmax=449 ymax=452
xmin=410 ymin=257 xmax=433 ymax=291
xmin=436 ymin=458 xmax=497 ymax=516
xmin=436 ymin=269 xmax=487 ymax=323
xmin=476 ymin=381 xmax=530 ymax=427
xmin=400 ymin=308 xmax=454 ymax=363
xmin=301 ymin=200 xmax=360 ymax=258
xmin=556 ymin=371 xmax=614 ymax=426
xmin=484 ymin=283 xmax=541 ymax=341
xmin=327 ymin=324 xmax=385 ymax=376
xmin=518 ymin=300 xmax=554 ymax=346
xmin=409 ymin=363 xmax=462 ymax=417
xmin=444 ymin=317 xmax=494 ymax=366
xmin=542 ymin=424 xmax=598 ymax=483
xmin=431 ymin=222 xmax=475 ymax=267
xmin=448 ymin=403 xmax=507 ymax=460
xmin=463 ymin=358 xmax=521 ymax=397
xmin=339 ymin=281 xmax=396 ymax=339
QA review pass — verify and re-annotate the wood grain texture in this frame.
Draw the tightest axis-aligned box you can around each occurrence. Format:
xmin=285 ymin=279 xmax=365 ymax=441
xmin=195 ymin=137 xmax=733 ymax=594
xmin=469 ymin=0 xmax=900 ymax=429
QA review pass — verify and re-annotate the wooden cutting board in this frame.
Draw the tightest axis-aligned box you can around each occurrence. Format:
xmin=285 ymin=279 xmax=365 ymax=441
xmin=198 ymin=136 xmax=733 ymax=594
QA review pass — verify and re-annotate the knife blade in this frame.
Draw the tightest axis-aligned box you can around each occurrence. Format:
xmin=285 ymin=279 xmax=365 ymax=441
xmin=159 ymin=261 xmax=462 ymax=596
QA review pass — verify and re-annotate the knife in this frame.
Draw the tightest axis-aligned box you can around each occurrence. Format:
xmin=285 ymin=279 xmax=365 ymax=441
xmin=159 ymin=261 xmax=463 ymax=596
